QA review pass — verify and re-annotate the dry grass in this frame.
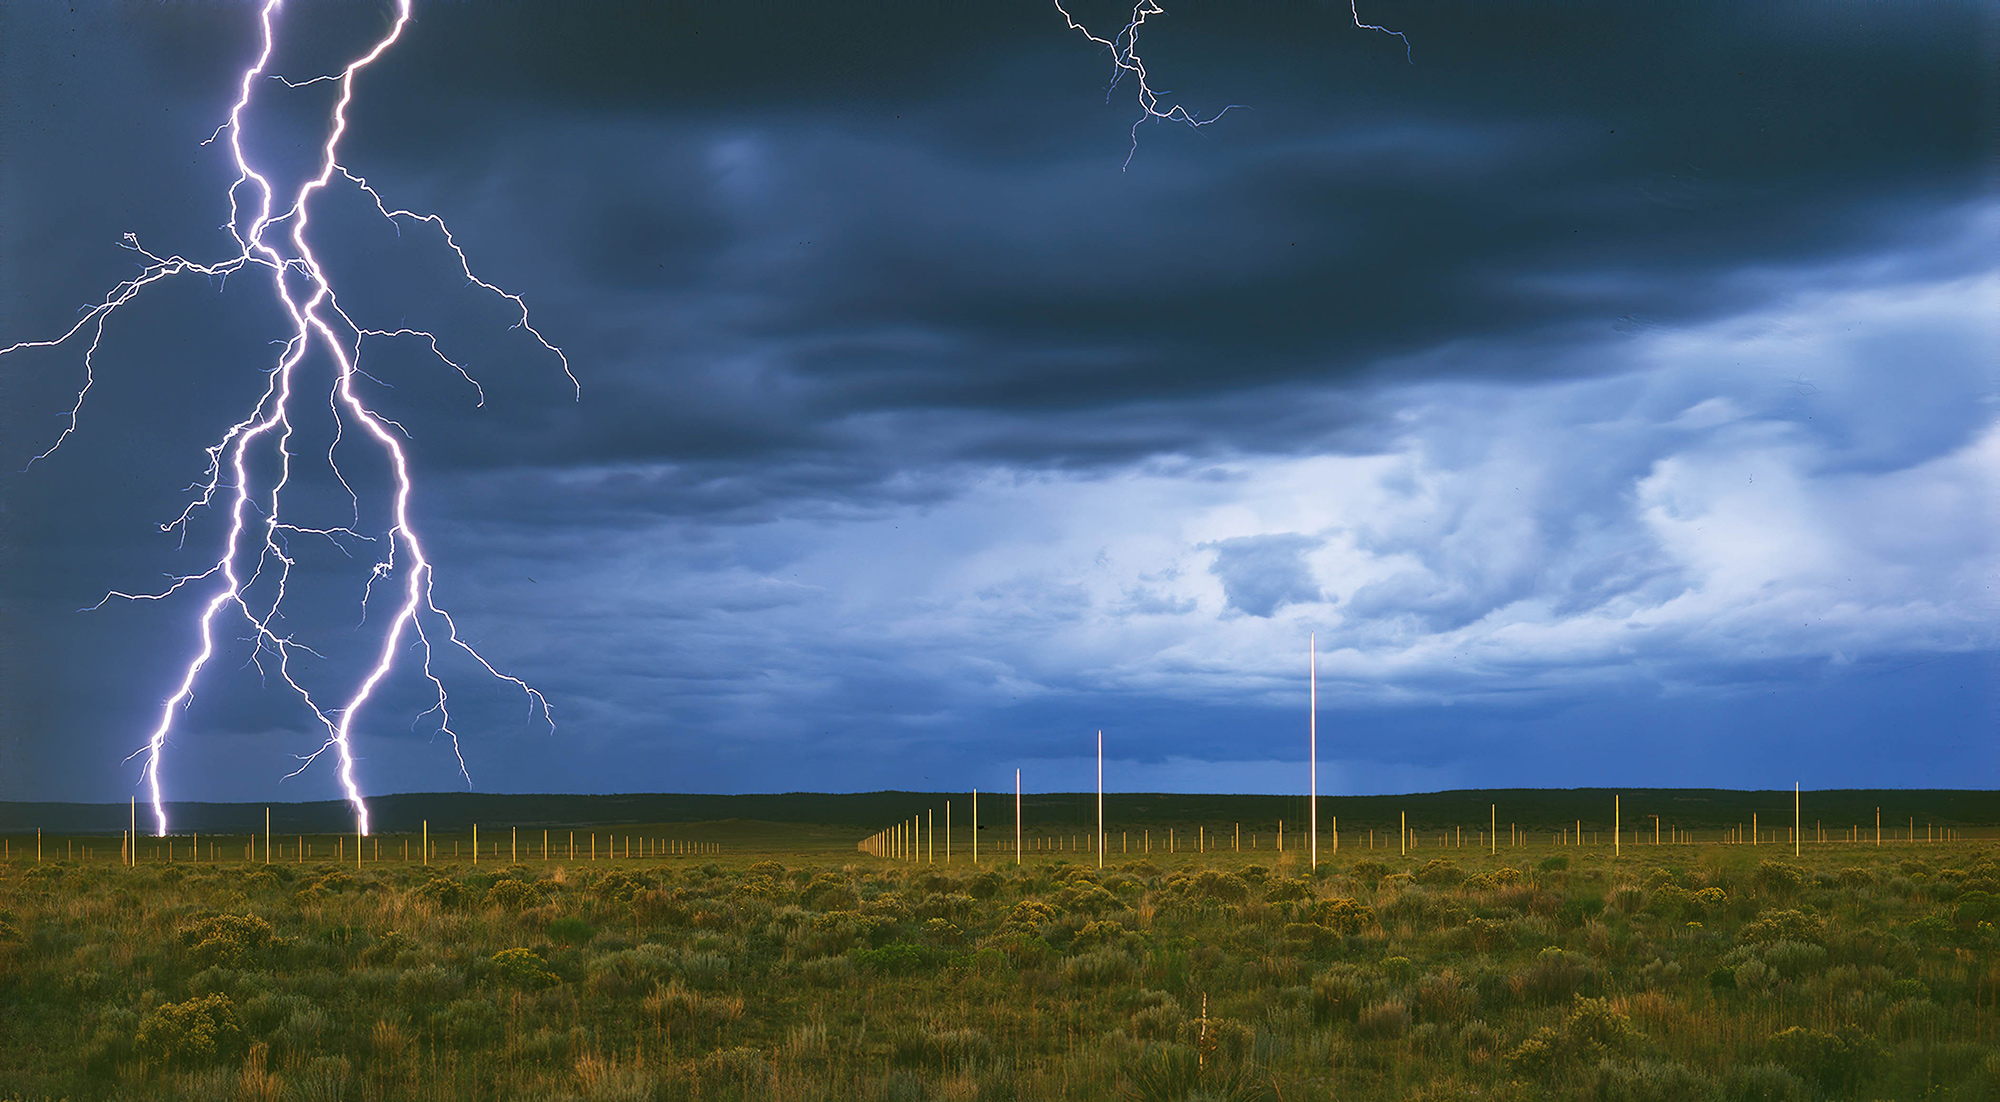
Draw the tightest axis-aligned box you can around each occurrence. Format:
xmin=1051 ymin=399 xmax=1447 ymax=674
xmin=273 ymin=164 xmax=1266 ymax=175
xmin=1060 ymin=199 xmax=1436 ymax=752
xmin=0 ymin=840 xmax=1994 ymax=1100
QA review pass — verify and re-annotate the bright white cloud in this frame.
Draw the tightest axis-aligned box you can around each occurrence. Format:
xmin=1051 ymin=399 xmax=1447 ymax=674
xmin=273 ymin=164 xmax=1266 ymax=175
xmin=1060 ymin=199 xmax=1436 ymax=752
xmin=463 ymin=220 xmax=1997 ymax=751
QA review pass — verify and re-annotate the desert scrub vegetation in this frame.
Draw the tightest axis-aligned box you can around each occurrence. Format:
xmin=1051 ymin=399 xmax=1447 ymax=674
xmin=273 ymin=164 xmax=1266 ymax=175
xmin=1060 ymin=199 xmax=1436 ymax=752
xmin=0 ymin=843 xmax=1995 ymax=1100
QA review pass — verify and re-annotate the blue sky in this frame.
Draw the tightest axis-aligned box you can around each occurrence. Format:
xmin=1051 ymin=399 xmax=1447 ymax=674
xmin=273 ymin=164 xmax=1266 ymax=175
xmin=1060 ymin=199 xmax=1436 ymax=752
xmin=0 ymin=0 xmax=1992 ymax=804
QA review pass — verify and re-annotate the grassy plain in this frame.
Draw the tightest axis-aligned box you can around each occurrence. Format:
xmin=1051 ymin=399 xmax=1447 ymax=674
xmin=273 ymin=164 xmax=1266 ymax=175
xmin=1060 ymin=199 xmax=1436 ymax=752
xmin=1 ymin=818 xmax=1996 ymax=1101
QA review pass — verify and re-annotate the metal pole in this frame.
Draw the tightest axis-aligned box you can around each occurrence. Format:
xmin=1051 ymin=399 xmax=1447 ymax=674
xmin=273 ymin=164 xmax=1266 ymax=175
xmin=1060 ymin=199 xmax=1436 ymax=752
xmin=1097 ymin=730 xmax=1104 ymax=870
xmin=1015 ymin=769 xmax=1022 ymax=865
xmin=1310 ymin=631 xmax=1317 ymax=870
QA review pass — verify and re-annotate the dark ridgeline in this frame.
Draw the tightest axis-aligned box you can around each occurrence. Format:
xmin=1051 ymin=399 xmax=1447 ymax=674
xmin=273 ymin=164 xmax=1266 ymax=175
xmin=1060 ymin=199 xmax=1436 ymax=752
xmin=2 ymin=788 xmax=1996 ymax=835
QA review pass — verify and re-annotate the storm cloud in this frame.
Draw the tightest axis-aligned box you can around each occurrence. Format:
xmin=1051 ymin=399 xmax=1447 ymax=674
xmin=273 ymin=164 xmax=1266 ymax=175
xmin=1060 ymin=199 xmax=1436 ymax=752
xmin=0 ymin=0 xmax=1991 ymax=802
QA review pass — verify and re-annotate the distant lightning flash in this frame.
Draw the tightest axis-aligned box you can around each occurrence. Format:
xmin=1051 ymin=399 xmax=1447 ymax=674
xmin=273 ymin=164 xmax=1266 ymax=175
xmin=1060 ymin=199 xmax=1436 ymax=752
xmin=1 ymin=0 xmax=566 ymax=836
xmin=1054 ymin=0 xmax=1411 ymax=168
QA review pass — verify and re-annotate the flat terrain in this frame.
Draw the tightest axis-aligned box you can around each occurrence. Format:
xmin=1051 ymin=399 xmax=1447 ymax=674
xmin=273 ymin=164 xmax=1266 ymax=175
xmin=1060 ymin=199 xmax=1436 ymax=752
xmin=2 ymin=814 xmax=1996 ymax=1101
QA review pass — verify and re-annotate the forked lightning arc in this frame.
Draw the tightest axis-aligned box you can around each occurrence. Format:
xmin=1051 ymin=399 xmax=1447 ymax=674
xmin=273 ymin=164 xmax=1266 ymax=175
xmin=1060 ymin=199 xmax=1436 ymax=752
xmin=2 ymin=0 xmax=564 ymax=837
xmin=4 ymin=0 xmax=1402 ymax=838
xmin=1056 ymin=0 xmax=1410 ymax=168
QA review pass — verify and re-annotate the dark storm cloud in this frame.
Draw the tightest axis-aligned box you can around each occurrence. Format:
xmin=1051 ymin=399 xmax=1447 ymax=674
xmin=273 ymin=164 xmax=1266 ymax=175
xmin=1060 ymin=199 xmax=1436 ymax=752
xmin=0 ymin=1 xmax=1990 ymax=802
xmin=283 ymin=0 xmax=1983 ymax=499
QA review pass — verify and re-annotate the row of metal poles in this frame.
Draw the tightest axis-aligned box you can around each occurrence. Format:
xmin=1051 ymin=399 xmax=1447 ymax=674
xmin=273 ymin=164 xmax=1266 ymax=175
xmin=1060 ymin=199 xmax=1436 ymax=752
xmin=863 ymin=789 xmax=1974 ymax=866
xmin=5 ymin=804 xmax=722 ymax=867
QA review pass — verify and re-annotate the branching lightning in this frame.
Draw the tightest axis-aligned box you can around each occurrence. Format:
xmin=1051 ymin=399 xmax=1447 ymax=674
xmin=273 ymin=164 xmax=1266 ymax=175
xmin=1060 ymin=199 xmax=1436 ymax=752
xmin=1 ymin=0 xmax=565 ymax=836
xmin=1054 ymin=0 xmax=1411 ymax=168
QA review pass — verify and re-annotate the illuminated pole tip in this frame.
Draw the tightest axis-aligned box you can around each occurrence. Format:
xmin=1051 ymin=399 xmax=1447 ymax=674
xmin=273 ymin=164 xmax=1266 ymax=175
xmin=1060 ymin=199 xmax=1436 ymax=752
xmin=3 ymin=0 xmax=564 ymax=835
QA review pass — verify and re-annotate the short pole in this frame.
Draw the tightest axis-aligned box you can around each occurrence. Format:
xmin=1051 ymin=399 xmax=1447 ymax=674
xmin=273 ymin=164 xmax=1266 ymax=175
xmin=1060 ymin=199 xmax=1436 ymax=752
xmin=1097 ymin=729 xmax=1105 ymax=871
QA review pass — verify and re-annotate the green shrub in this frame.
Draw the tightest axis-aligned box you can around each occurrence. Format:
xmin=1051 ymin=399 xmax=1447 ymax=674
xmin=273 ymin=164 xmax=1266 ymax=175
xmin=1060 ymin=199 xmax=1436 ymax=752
xmin=1062 ymin=947 xmax=1136 ymax=987
xmin=1125 ymin=1042 xmax=1200 ymax=1102
xmin=802 ymin=954 xmax=856 ymax=987
xmin=1757 ymin=939 xmax=1827 ymax=978
xmin=1350 ymin=860 xmax=1391 ymax=884
xmin=1412 ymin=970 xmax=1476 ymax=1023
xmin=1591 ymin=1058 xmax=1719 ymax=1102
xmin=1310 ymin=966 xmax=1372 ymax=1022
xmin=1563 ymin=996 xmax=1636 ymax=1058
xmin=922 ymin=1027 xmax=993 ymax=1068
xmin=1263 ymin=878 xmax=1311 ymax=903
xmin=1738 ymin=909 xmax=1824 ymax=946
xmin=1183 ymin=869 xmax=1251 ymax=904
xmin=441 ymin=997 xmax=501 ymax=1045
xmin=136 ymin=993 xmax=245 ymax=1067
xmin=1053 ymin=882 xmax=1121 ymax=916
xmin=1001 ymin=899 xmax=1058 ymax=934
xmin=1466 ymin=916 xmax=1511 ymax=951
xmin=1130 ymin=994 xmax=1186 ymax=1041
xmin=1765 ymin=1026 xmax=1883 ymax=1092
xmin=1303 ymin=897 xmax=1374 ymax=935
xmin=1505 ymin=1028 xmax=1564 ymax=1078
xmin=1753 ymin=862 xmax=1808 ymax=899
xmin=1354 ymin=999 xmax=1410 ymax=1040
xmin=412 ymin=876 xmax=468 ymax=909
xmin=546 ymin=915 xmax=596 ymax=945
xmin=1414 ymin=859 xmax=1463 ymax=886
xmin=1510 ymin=948 xmax=1600 ymax=1004
xmin=852 ymin=941 xmax=943 ymax=976
xmin=1720 ymin=1063 xmax=1809 ymax=1102
xmin=484 ymin=878 xmax=541 ymax=910
xmin=1557 ymin=895 xmax=1607 ymax=928
xmin=489 ymin=947 xmax=560 ymax=990
xmin=682 ymin=948 xmax=732 ymax=988
xmin=393 ymin=963 xmax=462 ymax=1004
xmin=178 ymin=913 xmax=275 ymax=966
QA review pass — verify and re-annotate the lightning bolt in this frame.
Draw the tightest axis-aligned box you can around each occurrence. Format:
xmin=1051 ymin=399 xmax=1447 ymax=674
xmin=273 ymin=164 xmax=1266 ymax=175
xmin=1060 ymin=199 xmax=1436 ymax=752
xmin=1054 ymin=0 xmax=1411 ymax=168
xmin=1 ymin=0 xmax=565 ymax=836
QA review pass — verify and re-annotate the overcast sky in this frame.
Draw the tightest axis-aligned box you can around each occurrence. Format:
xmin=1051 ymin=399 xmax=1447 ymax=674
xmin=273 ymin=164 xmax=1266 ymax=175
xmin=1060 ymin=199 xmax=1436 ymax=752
xmin=1 ymin=0 xmax=1993 ymax=805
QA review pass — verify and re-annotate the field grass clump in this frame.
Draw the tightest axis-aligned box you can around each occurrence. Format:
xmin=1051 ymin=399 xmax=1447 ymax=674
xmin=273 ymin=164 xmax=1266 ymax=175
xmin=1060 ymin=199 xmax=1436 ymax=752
xmin=1 ymin=838 xmax=1995 ymax=1098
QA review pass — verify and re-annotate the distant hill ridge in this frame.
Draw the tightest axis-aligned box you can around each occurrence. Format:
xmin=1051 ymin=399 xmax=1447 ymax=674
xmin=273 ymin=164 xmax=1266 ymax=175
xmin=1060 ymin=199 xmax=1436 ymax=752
xmin=2 ymin=788 xmax=1996 ymax=835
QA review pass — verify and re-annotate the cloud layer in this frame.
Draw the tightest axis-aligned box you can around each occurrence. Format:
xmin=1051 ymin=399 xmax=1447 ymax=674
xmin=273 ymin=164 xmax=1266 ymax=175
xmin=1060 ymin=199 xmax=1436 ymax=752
xmin=0 ymin=0 xmax=1990 ymax=801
